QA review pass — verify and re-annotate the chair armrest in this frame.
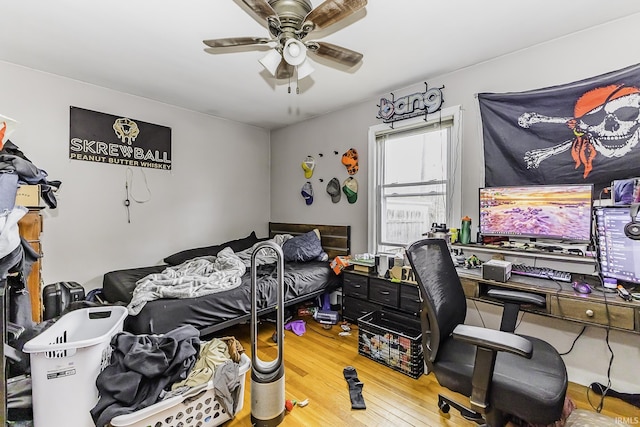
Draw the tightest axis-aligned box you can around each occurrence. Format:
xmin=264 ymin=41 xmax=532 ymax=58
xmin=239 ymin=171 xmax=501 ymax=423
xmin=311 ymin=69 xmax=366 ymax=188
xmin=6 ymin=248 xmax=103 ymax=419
xmin=487 ymin=288 xmax=546 ymax=307
xmin=452 ymin=324 xmax=533 ymax=359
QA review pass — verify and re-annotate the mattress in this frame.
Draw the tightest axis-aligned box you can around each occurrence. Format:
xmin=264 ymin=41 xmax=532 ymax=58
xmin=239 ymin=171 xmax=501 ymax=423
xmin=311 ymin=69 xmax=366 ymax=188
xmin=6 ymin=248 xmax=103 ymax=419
xmin=102 ymin=261 xmax=339 ymax=335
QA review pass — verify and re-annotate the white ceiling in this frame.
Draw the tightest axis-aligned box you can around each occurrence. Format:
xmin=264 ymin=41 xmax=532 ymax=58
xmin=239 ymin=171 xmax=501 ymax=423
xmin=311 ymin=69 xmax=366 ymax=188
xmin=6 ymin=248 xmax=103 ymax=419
xmin=3 ymin=1 xmax=640 ymax=130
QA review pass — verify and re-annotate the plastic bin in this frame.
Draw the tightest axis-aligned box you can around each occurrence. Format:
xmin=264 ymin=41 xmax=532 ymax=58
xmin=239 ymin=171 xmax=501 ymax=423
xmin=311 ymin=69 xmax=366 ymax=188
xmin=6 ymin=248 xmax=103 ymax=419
xmin=110 ymin=353 xmax=251 ymax=427
xmin=358 ymin=310 xmax=424 ymax=378
xmin=23 ymin=306 xmax=128 ymax=427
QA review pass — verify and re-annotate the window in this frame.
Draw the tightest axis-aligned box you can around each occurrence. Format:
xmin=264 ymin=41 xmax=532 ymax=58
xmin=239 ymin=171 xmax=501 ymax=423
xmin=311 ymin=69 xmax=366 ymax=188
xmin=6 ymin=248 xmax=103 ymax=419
xmin=368 ymin=106 xmax=462 ymax=254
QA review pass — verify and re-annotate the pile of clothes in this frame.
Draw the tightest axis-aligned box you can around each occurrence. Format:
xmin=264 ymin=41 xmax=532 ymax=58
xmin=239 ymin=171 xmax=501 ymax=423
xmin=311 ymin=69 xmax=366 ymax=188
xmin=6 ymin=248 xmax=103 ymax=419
xmin=0 ymin=139 xmax=61 ymax=211
xmin=1 ymin=139 xmax=61 ymax=323
xmin=1 ymin=117 xmax=62 ymax=423
xmin=90 ymin=325 xmax=245 ymax=427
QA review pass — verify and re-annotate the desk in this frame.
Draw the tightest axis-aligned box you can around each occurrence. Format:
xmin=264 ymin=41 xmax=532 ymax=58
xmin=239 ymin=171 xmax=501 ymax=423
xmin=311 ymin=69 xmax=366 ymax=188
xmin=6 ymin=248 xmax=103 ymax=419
xmin=457 ymin=267 xmax=640 ymax=334
xmin=451 ymin=243 xmax=596 ymax=276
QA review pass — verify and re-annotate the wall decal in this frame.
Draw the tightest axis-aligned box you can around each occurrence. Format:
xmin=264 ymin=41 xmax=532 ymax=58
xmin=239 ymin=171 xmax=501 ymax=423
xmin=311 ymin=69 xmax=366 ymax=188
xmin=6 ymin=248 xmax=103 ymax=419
xmin=377 ymin=83 xmax=444 ymax=126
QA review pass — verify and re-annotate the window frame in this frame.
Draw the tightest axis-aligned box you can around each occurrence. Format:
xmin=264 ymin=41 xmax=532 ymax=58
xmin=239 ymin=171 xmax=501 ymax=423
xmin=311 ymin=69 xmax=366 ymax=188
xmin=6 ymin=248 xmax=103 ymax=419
xmin=367 ymin=105 xmax=462 ymax=254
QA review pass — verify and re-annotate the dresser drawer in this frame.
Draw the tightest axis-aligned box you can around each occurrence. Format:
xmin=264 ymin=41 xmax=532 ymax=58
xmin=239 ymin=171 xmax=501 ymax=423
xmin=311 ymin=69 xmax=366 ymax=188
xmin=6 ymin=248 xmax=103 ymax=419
xmin=369 ymin=278 xmax=399 ymax=307
xmin=343 ymin=273 xmax=369 ymax=299
xmin=399 ymin=284 xmax=422 ymax=314
xmin=550 ymin=297 xmax=635 ymax=331
xmin=343 ymin=297 xmax=382 ymax=322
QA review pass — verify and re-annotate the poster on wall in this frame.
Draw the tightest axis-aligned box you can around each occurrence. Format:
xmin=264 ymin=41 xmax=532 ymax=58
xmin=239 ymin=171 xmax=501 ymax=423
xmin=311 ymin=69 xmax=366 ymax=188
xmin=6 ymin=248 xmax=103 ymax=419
xmin=478 ymin=62 xmax=640 ymax=192
xmin=69 ymin=106 xmax=172 ymax=170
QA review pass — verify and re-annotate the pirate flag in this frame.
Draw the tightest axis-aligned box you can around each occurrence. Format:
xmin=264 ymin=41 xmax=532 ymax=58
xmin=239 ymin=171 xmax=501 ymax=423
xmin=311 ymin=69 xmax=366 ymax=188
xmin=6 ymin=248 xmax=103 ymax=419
xmin=478 ymin=62 xmax=640 ymax=193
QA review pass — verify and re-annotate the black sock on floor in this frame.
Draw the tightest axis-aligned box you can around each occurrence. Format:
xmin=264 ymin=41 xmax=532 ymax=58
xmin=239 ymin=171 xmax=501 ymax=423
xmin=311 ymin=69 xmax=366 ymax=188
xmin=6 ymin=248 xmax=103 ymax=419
xmin=590 ymin=382 xmax=640 ymax=408
xmin=343 ymin=366 xmax=366 ymax=410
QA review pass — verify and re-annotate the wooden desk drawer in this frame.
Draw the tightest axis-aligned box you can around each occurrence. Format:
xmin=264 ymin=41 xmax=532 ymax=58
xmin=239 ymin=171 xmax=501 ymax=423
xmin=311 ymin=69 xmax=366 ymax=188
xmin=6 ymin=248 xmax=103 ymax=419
xmin=369 ymin=278 xmax=399 ymax=307
xmin=343 ymin=274 xmax=368 ymax=299
xmin=550 ymin=297 xmax=635 ymax=331
xmin=399 ymin=284 xmax=421 ymax=314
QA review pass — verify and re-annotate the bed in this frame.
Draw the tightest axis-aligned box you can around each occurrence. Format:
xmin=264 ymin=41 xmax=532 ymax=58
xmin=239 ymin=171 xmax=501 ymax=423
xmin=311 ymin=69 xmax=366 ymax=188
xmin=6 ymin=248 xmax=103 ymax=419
xmin=102 ymin=222 xmax=350 ymax=336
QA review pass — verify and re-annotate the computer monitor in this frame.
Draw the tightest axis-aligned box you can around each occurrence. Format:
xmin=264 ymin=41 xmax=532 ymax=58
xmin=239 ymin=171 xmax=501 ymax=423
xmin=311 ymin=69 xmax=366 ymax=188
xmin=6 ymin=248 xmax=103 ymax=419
xmin=612 ymin=178 xmax=640 ymax=205
xmin=479 ymin=184 xmax=593 ymax=243
xmin=595 ymin=206 xmax=640 ymax=285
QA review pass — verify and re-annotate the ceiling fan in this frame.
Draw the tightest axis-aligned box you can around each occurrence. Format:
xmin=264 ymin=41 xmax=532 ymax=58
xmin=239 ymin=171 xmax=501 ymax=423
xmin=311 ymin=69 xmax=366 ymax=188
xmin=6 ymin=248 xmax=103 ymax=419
xmin=203 ymin=0 xmax=367 ymax=84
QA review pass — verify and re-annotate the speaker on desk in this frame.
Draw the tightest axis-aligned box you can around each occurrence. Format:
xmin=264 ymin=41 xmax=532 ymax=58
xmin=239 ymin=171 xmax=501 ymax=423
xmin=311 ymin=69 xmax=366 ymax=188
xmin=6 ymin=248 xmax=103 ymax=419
xmin=625 ymin=203 xmax=640 ymax=240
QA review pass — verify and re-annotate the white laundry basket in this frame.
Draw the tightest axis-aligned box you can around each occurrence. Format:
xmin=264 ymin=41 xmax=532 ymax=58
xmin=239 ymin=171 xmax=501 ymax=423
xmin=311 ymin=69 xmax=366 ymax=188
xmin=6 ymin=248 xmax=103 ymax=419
xmin=23 ymin=305 xmax=128 ymax=427
xmin=109 ymin=353 xmax=251 ymax=427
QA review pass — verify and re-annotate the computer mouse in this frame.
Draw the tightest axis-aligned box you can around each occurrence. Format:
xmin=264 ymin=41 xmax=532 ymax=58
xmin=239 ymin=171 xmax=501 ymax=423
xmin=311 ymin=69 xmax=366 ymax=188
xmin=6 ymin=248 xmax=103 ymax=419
xmin=572 ymin=281 xmax=592 ymax=294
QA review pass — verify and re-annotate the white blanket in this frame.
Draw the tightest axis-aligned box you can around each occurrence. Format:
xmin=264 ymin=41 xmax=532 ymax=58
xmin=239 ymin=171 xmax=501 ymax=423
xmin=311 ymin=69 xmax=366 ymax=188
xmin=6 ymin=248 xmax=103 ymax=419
xmin=127 ymin=234 xmax=293 ymax=315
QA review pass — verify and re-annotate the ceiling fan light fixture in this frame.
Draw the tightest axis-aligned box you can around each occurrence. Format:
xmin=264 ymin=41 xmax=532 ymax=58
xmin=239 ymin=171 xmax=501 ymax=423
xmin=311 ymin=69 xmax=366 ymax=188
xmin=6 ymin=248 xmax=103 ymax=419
xmin=283 ymin=38 xmax=307 ymax=66
xmin=296 ymin=59 xmax=314 ymax=79
xmin=206 ymin=0 xmax=367 ymax=83
xmin=259 ymin=49 xmax=282 ymax=76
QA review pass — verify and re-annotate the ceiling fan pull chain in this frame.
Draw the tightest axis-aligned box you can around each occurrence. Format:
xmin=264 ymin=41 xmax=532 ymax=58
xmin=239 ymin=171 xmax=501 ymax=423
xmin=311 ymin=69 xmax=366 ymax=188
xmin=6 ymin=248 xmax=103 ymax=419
xmin=296 ymin=66 xmax=300 ymax=94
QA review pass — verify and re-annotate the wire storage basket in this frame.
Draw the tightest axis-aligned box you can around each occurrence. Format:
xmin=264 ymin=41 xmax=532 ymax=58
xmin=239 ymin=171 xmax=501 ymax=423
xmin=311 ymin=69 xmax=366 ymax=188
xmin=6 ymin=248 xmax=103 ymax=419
xmin=358 ymin=310 xmax=424 ymax=378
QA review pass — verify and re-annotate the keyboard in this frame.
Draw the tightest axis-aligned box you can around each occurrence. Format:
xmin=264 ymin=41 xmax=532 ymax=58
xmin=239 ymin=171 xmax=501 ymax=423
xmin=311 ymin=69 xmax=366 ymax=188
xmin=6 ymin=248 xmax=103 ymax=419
xmin=510 ymin=264 xmax=572 ymax=282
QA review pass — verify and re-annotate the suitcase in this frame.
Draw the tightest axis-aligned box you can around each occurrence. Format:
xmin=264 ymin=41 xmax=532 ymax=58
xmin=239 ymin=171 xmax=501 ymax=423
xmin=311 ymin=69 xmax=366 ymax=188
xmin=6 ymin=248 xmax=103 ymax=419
xmin=42 ymin=282 xmax=86 ymax=320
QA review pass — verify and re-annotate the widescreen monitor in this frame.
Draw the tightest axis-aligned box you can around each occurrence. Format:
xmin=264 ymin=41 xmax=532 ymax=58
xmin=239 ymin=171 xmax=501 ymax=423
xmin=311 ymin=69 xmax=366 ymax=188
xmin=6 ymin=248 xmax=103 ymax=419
xmin=479 ymin=184 xmax=593 ymax=243
xmin=595 ymin=206 xmax=640 ymax=285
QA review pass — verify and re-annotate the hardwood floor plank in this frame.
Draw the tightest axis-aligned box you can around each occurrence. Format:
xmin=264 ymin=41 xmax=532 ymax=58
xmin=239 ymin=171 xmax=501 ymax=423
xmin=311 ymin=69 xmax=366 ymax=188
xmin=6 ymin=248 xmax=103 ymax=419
xmin=218 ymin=318 xmax=639 ymax=426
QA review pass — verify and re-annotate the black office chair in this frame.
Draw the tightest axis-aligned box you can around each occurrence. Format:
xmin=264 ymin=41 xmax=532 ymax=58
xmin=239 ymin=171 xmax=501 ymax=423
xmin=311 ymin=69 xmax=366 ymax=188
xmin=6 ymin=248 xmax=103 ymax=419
xmin=406 ymin=239 xmax=568 ymax=426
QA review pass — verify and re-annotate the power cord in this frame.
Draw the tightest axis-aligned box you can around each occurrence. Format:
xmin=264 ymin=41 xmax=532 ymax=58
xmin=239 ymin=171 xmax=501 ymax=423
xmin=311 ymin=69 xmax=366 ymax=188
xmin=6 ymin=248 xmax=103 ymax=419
xmin=585 ymin=218 xmax=615 ymax=413
xmin=597 ymin=187 xmax=610 ymax=204
xmin=549 ymin=274 xmax=565 ymax=319
xmin=558 ymin=326 xmax=586 ymax=356
xmin=471 ymin=299 xmax=486 ymax=328
xmin=542 ymin=270 xmax=590 ymax=358
xmin=514 ymin=311 xmax=525 ymax=331
xmin=587 ymin=328 xmax=613 ymax=413
xmin=124 ymin=167 xmax=151 ymax=223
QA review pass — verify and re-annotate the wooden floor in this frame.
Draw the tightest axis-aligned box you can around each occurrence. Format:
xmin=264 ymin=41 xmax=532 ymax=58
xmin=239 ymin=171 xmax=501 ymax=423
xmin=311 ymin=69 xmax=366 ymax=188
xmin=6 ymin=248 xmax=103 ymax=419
xmin=218 ymin=318 xmax=640 ymax=427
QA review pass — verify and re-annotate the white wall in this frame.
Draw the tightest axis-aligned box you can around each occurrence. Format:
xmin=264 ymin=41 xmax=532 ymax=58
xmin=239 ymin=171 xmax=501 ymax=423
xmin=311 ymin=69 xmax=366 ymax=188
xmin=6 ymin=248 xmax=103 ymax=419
xmin=270 ymin=15 xmax=640 ymax=393
xmin=0 ymin=61 xmax=271 ymax=291
xmin=271 ymin=102 xmax=372 ymax=250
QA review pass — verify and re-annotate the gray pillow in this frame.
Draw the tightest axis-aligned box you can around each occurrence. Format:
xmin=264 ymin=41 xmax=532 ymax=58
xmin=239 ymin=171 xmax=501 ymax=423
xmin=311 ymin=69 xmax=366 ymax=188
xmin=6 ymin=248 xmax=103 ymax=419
xmin=282 ymin=230 xmax=323 ymax=262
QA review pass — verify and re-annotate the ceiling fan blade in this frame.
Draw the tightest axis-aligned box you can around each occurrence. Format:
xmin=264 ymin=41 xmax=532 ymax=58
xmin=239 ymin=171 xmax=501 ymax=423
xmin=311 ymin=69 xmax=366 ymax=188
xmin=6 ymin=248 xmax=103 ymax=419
xmin=203 ymin=37 xmax=270 ymax=48
xmin=307 ymin=41 xmax=363 ymax=67
xmin=303 ymin=0 xmax=367 ymax=31
xmin=275 ymin=59 xmax=295 ymax=80
xmin=241 ymin=0 xmax=278 ymax=21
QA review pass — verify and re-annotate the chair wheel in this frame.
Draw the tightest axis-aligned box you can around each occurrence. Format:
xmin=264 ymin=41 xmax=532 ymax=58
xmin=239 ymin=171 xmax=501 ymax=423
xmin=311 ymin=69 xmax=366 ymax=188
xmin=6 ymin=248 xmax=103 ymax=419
xmin=438 ymin=400 xmax=450 ymax=414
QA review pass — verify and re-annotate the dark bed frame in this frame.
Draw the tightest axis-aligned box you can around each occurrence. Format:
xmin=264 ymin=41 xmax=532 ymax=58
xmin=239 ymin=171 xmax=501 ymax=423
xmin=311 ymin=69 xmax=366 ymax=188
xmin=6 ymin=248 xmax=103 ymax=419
xmin=196 ymin=222 xmax=351 ymax=336
xmin=268 ymin=222 xmax=351 ymax=259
